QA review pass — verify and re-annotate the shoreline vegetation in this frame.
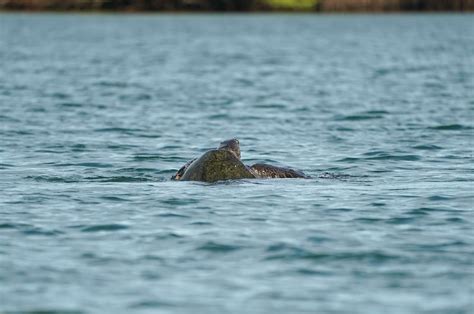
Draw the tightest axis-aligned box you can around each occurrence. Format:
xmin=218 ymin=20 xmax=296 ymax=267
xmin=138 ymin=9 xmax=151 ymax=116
xmin=0 ymin=0 xmax=473 ymax=12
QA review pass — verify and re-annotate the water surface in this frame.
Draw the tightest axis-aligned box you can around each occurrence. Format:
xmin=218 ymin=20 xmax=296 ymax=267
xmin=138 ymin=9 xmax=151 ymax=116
xmin=0 ymin=13 xmax=473 ymax=314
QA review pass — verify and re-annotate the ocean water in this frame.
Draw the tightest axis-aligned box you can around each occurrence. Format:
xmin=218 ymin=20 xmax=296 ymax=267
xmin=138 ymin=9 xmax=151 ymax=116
xmin=0 ymin=13 xmax=473 ymax=314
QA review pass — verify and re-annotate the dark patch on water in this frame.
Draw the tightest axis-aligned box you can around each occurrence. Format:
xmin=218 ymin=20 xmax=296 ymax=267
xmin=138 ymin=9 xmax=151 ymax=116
xmin=4 ymin=310 xmax=83 ymax=314
xmin=76 ymin=162 xmax=114 ymax=168
xmin=86 ymin=176 xmax=152 ymax=183
xmin=133 ymin=154 xmax=180 ymax=162
xmin=128 ymin=300 xmax=174 ymax=309
xmin=80 ymin=224 xmax=129 ymax=232
xmin=265 ymin=243 xmax=397 ymax=264
xmin=329 ymin=207 xmax=353 ymax=212
xmin=294 ymin=268 xmax=332 ymax=276
xmin=161 ymin=197 xmax=199 ymax=206
xmin=57 ymin=102 xmax=83 ymax=108
xmin=412 ymin=144 xmax=443 ymax=150
xmin=197 ymin=241 xmax=242 ymax=253
xmin=338 ymin=154 xmax=420 ymax=162
xmin=93 ymin=81 xmax=129 ymax=88
xmin=428 ymin=124 xmax=472 ymax=130
xmin=93 ymin=127 xmax=144 ymax=133
xmin=21 ymin=227 xmax=64 ymax=236
xmin=0 ymin=222 xmax=32 ymax=230
xmin=254 ymin=103 xmax=287 ymax=109
xmin=386 ymin=217 xmax=417 ymax=225
xmin=99 ymin=196 xmax=130 ymax=202
xmin=25 ymin=175 xmax=80 ymax=183
xmin=156 ymin=212 xmax=191 ymax=218
xmin=428 ymin=195 xmax=452 ymax=201
xmin=189 ymin=221 xmax=213 ymax=226
xmin=353 ymin=217 xmax=384 ymax=223
xmin=154 ymin=232 xmax=185 ymax=239
xmin=334 ymin=113 xmax=385 ymax=121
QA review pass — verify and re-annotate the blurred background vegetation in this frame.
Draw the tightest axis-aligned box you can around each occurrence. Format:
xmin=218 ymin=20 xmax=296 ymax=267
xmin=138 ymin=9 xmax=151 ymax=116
xmin=0 ymin=0 xmax=472 ymax=11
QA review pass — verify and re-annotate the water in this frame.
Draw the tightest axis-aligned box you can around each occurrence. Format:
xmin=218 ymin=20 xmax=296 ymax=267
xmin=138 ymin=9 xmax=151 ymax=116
xmin=1 ymin=13 xmax=473 ymax=314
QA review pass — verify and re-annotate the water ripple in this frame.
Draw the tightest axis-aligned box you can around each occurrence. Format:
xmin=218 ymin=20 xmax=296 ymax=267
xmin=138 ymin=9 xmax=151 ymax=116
xmin=80 ymin=224 xmax=129 ymax=232
xmin=265 ymin=243 xmax=397 ymax=263
xmin=428 ymin=124 xmax=472 ymax=130
xmin=196 ymin=241 xmax=242 ymax=253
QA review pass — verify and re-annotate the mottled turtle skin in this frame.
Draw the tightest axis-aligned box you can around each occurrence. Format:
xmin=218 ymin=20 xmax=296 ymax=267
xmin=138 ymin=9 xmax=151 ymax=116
xmin=171 ymin=139 xmax=308 ymax=182
xmin=250 ymin=163 xmax=307 ymax=179
xmin=171 ymin=139 xmax=243 ymax=181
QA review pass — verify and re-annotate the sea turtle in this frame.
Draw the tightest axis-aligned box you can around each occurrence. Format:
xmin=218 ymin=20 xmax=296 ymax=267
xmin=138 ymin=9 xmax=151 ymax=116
xmin=171 ymin=139 xmax=308 ymax=182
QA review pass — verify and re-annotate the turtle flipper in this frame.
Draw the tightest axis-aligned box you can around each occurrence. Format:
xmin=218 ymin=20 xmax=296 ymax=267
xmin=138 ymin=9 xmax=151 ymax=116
xmin=171 ymin=158 xmax=196 ymax=180
xmin=250 ymin=163 xmax=308 ymax=179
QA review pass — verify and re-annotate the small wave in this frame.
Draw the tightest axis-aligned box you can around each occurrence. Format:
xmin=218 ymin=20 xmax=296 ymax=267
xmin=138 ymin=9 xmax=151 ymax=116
xmin=156 ymin=212 xmax=191 ymax=218
xmin=335 ymin=114 xmax=384 ymax=121
xmin=94 ymin=81 xmax=128 ymax=88
xmin=76 ymin=162 xmax=114 ymax=168
xmin=25 ymin=175 xmax=79 ymax=183
xmin=445 ymin=217 xmax=466 ymax=223
xmin=107 ymin=144 xmax=140 ymax=150
xmin=133 ymin=154 xmax=180 ymax=162
xmin=410 ymin=241 xmax=468 ymax=251
xmin=0 ymin=222 xmax=31 ymax=229
xmin=366 ymin=154 xmax=420 ymax=161
xmin=406 ymin=207 xmax=462 ymax=216
xmin=57 ymin=102 xmax=83 ymax=108
xmin=117 ymin=167 xmax=157 ymax=173
xmin=80 ymin=224 xmax=129 ymax=232
xmin=161 ymin=197 xmax=199 ymax=206
xmin=129 ymin=300 xmax=174 ymax=309
xmin=428 ymin=195 xmax=452 ymax=201
xmin=86 ymin=176 xmax=152 ymax=183
xmin=254 ymin=103 xmax=287 ymax=109
xmin=338 ymin=154 xmax=420 ymax=162
xmin=295 ymin=268 xmax=332 ymax=276
xmin=385 ymin=217 xmax=416 ymax=225
xmin=99 ymin=196 xmax=130 ymax=202
xmin=334 ymin=127 xmax=354 ymax=131
xmin=133 ymin=133 xmax=161 ymax=138
xmin=93 ymin=127 xmax=144 ymax=133
xmin=412 ymin=144 xmax=443 ymax=150
xmin=4 ymin=310 xmax=83 ymax=314
xmin=154 ymin=232 xmax=185 ymax=239
xmin=365 ymin=110 xmax=390 ymax=114
xmin=208 ymin=113 xmax=230 ymax=119
xmin=329 ymin=207 xmax=353 ymax=212
xmin=0 ymin=223 xmax=16 ymax=229
xmin=189 ymin=221 xmax=213 ymax=226
xmin=119 ymin=93 xmax=152 ymax=102
xmin=0 ymin=115 xmax=21 ymax=122
xmin=353 ymin=217 xmax=383 ymax=223
xmin=317 ymin=172 xmax=353 ymax=180
xmin=71 ymin=144 xmax=88 ymax=152
xmin=196 ymin=241 xmax=242 ymax=253
xmin=1 ymin=222 xmax=64 ymax=236
xmin=141 ymin=254 xmax=165 ymax=261
xmin=428 ymin=124 xmax=472 ymax=131
xmin=22 ymin=227 xmax=64 ymax=236
xmin=2 ymin=130 xmax=34 ymax=136
xmin=158 ymin=144 xmax=182 ymax=150
xmin=264 ymin=244 xmax=397 ymax=263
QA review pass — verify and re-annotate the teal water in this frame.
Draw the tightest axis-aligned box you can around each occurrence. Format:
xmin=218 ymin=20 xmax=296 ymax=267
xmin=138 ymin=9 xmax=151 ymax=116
xmin=0 ymin=13 xmax=473 ymax=314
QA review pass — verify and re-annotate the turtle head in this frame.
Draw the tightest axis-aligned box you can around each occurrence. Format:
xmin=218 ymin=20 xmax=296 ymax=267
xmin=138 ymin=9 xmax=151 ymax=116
xmin=218 ymin=138 xmax=241 ymax=160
